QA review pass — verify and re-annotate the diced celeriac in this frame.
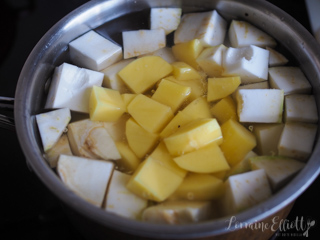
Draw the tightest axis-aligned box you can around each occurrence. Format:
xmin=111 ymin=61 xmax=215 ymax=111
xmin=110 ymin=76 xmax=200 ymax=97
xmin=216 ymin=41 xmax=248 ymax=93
xmin=266 ymin=47 xmax=288 ymax=67
xmin=150 ymin=8 xmax=182 ymax=35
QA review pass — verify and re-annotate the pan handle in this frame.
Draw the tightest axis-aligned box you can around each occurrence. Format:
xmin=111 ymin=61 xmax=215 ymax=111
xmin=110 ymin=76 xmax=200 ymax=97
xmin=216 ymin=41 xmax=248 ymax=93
xmin=0 ymin=96 xmax=15 ymax=131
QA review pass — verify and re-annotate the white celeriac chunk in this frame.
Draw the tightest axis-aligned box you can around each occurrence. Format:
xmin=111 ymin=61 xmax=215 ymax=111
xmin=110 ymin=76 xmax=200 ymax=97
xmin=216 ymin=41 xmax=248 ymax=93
xmin=69 ymin=30 xmax=122 ymax=71
xmin=174 ymin=10 xmax=227 ymax=47
xmin=268 ymin=67 xmax=312 ymax=95
xmin=45 ymin=63 xmax=104 ymax=113
xmin=36 ymin=108 xmax=71 ymax=152
xmin=105 ymin=170 xmax=148 ymax=219
xmin=141 ymin=47 xmax=177 ymax=63
xmin=284 ymin=94 xmax=318 ymax=123
xmin=236 ymin=89 xmax=284 ymax=123
xmin=228 ymin=20 xmax=277 ymax=48
xmin=122 ymin=29 xmax=166 ymax=59
xmin=250 ymin=156 xmax=305 ymax=191
xmin=100 ymin=59 xmax=134 ymax=93
xmin=266 ymin=47 xmax=288 ymax=67
xmin=57 ymin=155 xmax=114 ymax=207
xmin=150 ymin=8 xmax=182 ymax=35
xmin=222 ymin=45 xmax=269 ymax=84
xmin=141 ymin=200 xmax=214 ymax=224
xmin=231 ymin=81 xmax=269 ymax=99
xmin=196 ymin=44 xmax=227 ymax=77
xmin=252 ymin=123 xmax=285 ymax=155
xmin=221 ymin=169 xmax=272 ymax=216
xmin=278 ymin=122 xmax=317 ymax=161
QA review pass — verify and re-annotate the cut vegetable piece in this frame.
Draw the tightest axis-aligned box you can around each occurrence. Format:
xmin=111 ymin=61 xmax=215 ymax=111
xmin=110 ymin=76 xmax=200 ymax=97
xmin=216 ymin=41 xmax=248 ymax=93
xmin=172 ymin=39 xmax=204 ymax=69
xmin=250 ymin=156 xmax=305 ymax=191
xmin=36 ymin=108 xmax=71 ymax=152
xmin=150 ymin=8 xmax=182 ymax=35
xmin=118 ymin=56 xmax=173 ymax=94
xmin=125 ymin=118 xmax=159 ymax=159
xmin=268 ymin=67 xmax=312 ymax=95
xmin=181 ymin=96 xmax=212 ymax=118
xmin=173 ymin=142 xmax=230 ymax=173
xmin=100 ymin=59 xmax=134 ymax=93
xmin=127 ymin=94 xmax=174 ymax=133
xmin=220 ymin=118 xmax=256 ymax=167
xmin=45 ymin=134 xmax=73 ymax=168
xmin=210 ymin=96 xmax=238 ymax=124
xmin=222 ymin=45 xmax=269 ymax=84
xmin=278 ymin=122 xmax=317 ymax=161
xmin=231 ymin=81 xmax=269 ymax=100
xmin=115 ymin=141 xmax=140 ymax=173
xmin=57 ymin=155 xmax=114 ymax=207
xmin=142 ymin=47 xmax=177 ymax=63
xmin=89 ymin=86 xmax=125 ymax=122
xmin=122 ymin=29 xmax=166 ymax=59
xmin=169 ymin=173 xmax=224 ymax=201
xmin=236 ymin=89 xmax=284 ymax=123
xmin=266 ymin=47 xmax=288 ymax=67
xmin=69 ymin=30 xmax=122 ymax=71
xmin=228 ymin=20 xmax=277 ymax=48
xmin=151 ymin=79 xmax=191 ymax=113
xmin=164 ymin=118 xmax=223 ymax=156
xmin=221 ymin=169 xmax=272 ymax=215
xmin=196 ymin=44 xmax=227 ymax=77
xmin=171 ymin=62 xmax=203 ymax=81
xmin=45 ymin=63 xmax=103 ymax=113
xmin=101 ymin=113 xmax=129 ymax=142
xmin=142 ymin=200 xmax=214 ymax=224
xmin=284 ymin=94 xmax=318 ymax=123
xmin=105 ymin=170 xmax=148 ymax=219
xmin=207 ymin=76 xmax=241 ymax=102
xmin=252 ymin=123 xmax=284 ymax=155
xmin=225 ymin=151 xmax=257 ymax=179
xmin=121 ymin=93 xmax=137 ymax=112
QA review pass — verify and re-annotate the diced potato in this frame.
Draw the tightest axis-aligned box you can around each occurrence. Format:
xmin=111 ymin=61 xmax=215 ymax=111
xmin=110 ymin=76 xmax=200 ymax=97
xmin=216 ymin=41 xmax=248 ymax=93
xmin=141 ymin=200 xmax=214 ymax=224
xmin=128 ymin=94 xmax=174 ymax=133
xmin=266 ymin=47 xmax=288 ymax=67
xmin=252 ymin=123 xmax=285 ymax=155
xmin=207 ymin=76 xmax=241 ymax=102
xmin=211 ymin=171 xmax=227 ymax=180
xmin=160 ymin=111 xmax=193 ymax=139
xmin=89 ymin=86 xmax=126 ymax=122
xmin=150 ymin=8 xmax=182 ymax=35
xmin=141 ymin=47 xmax=177 ymax=63
xmin=122 ymin=29 xmax=166 ymax=59
xmin=171 ymin=62 xmax=203 ymax=81
xmin=126 ymin=155 xmax=185 ymax=202
xmin=219 ymin=119 xmax=256 ymax=166
xmin=169 ymin=173 xmax=224 ymax=201
xmin=151 ymin=79 xmax=191 ymax=113
xmin=228 ymin=20 xmax=277 ymax=48
xmin=101 ymin=113 xmax=129 ymax=142
xmin=278 ymin=122 xmax=317 ymax=161
xmin=118 ymin=56 xmax=173 ymax=93
xmin=105 ymin=170 xmax=148 ymax=219
xmin=181 ymin=96 xmax=212 ymax=118
xmin=57 ymin=155 xmax=114 ymax=207
xmin=196 ymin=44 xmax=227 ymax=77
xmin=69 ymin=30 xmax=122 ymax=71
xmin=115 ymin=141 xmax=140 ymax=173
xmin=173 ymin=142 xmax=230 ymax=173
xmin=172 ymin=39 xmax=204 ymax=69
xmin=210 ymin=96 xmax=238 ymax=124
xmin=224 ymin=151 xmax=257 ymax=179
xmin=163 ymin=118 xmax=223 ymax=156
xmin=125 ymin=118 xmax=159 ymax=159
xmin=121 ymin=93 xmax=137 ymax=113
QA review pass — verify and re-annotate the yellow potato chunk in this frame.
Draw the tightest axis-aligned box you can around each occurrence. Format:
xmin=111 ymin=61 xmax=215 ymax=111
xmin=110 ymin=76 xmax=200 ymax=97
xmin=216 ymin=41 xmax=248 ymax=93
xmin=151 ymin=79 xmax=191 ymax=113
xmin=125 ymin=118 xmax=159 ymax=158
xmin=171 ymin=62 xmax=203 ymax=81
xmin=169 ymin=173 xmax=225 ymax=201
xmin=207 ymin=76 xmax=241 ymax=102
xmin=126 ymin=155 xmax=185 ymax=202
xmin=89 ymin=86 xmax=125 ymax=122
xmin=115 ymin=141 xmax=141 ymax=173
xmin=121 ymin=93 xmax=137 ymax=112
xmin=173 ymin=142 xmax=230 ymax=173
xmin=160 ymin=111 xmax=193 ymax=139
xmin=210 ymin=96 xmax=238 ymax=124
xmin=128 ymin=94 xmax=174 ymax=133
xmin=172 ymin=39 xmax=204 ymax=69
xmin=118 ymin=56 xmax=173 ymax=93
xmin=220 ymin=119 xmax=256 ymax=167
xmin=163 ymin=118 xmax=223 ymax=156
xmin=182 ymin=96 xmax=212 ymax=118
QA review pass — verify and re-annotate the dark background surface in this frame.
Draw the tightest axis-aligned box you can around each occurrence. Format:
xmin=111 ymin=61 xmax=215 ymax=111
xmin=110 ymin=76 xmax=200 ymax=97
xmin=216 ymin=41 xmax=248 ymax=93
xmin=0 ymin=0 xmax=319 ymax=239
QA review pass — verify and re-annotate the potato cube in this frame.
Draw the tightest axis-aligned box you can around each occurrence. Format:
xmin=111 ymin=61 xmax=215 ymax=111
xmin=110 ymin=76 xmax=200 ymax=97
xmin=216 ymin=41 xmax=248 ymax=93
xmin=160 ymin=111 xmax=193 ymax=139
xmin=207 ymin=76 xmax=241 ymax=102
xmin=210 ymin=96 xmax=238 ymax=124
xmin=171 ymin=62 xmax=203 ymax=81
xmin=115 ymin=141 xmax=140 ymax=173
xmin=121 ymin=93 xmax=137 ymax=112
xmin=89 ymin=86 xmax=125 ymax=122
xmin=219 ymin=119 xmax=256 ymax=166
xmin=173 ymin=142 xmax=230 ymax=173
xmin=225 ymin=151 xmax=257 ymax=179
xmin=163 ymin=118 xmax=223 ymax=156
xmin=181 ymin=96 xmax=212 ymax=118
xmin=118 ymin=56 xmax=173 ymax=93
xmin=128 ymin=94 xmax=174 ymax=133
